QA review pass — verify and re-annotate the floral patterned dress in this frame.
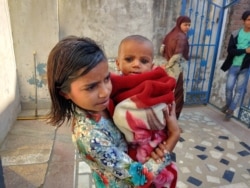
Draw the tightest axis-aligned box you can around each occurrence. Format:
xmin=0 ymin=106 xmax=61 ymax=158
xmin=72 ymin=108 xmax=159 ymax=188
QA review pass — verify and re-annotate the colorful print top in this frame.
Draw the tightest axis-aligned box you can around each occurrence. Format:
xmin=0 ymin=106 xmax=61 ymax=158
xmin=72 ymin=108 xmax=155 ymax=188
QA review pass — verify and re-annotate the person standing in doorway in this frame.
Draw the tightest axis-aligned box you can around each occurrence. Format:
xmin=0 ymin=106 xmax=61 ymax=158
xmin=160 ymin=16 xmax=191 ymax=120
xmin=221 ymin=10 xmax=250 ymax=121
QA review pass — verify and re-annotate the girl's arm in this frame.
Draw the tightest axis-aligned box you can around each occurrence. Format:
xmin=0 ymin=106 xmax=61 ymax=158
xmin=162 ymin=102 xmax=180 ymax=152
xmin=150 ymin=102 xmax=180 ymax=161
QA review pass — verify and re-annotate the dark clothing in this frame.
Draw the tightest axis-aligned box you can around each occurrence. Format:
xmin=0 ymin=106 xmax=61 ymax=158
xmin=221 ymin=29 xmax=250 ymax=72
xmin=162 ymin=16 xmax=191 ymax=119
xmin=175 ymin=72 xmax=184 ymax=119
xmin=162 ymin=32 xmax=189 ymax=61
xmin=162 ymin=16 xmax=190 ymax=61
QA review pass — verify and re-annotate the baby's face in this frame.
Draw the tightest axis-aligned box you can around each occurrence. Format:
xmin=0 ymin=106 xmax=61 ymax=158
xmin=116 ymin=40 xmax=154 ymax=75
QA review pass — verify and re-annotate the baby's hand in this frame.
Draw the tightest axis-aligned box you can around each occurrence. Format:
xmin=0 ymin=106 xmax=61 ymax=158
xmin=246 ymin=47 xmax=250 ymax=54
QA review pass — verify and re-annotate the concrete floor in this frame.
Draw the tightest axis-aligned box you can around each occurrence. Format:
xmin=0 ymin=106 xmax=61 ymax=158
xmin=175 ymin=105 xmax=250 ymax=188
xmin=0 ymin=110 xmax=75 ymax=188
xmin=0 ymin=105 xmax=249 ymax=188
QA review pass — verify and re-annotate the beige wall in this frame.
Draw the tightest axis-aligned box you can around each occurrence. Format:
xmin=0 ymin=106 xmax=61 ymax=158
xmin=58 ymin=0 xmax=181 ymax=57
xmin=8 ymin=0 xmax=59 ymax=109
xmin=8 ymin=0 xmax=180 ymax=109
xmin=0 ymin=0 xmax=21 ymax=144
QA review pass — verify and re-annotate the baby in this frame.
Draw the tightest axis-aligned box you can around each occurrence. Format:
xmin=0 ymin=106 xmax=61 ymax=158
xmin=110 ymin=35 xmax=180 ymax=188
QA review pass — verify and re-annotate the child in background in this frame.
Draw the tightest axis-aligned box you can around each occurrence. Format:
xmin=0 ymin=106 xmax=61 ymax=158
xmin=46 ymin=36 xmax=158 ymax=188
xmin=110 ymin=35 xmax=180 ymax=188
xmin=221 ymin=10 xmax=250 ymax=120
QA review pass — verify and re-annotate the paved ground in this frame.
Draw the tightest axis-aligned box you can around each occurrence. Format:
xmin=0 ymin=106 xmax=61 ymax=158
xmin=175 ymin=106 xmax=250 ymax=188
xmin=0 ymin=105 xmax=249 ymax=188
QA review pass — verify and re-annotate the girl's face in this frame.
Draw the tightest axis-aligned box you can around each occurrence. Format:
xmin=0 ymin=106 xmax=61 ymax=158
xmin=180 ymin=22 xmax=191 ymax=33
xmin=116 ymin=40 xmax=154 ymax=75
xmin=62 ymin=61 xmax=112 ymax=113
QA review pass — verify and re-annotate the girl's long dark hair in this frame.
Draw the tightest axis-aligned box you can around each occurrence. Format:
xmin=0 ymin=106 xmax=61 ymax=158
xmin=47 ymin=36 xmax=107 ymax=126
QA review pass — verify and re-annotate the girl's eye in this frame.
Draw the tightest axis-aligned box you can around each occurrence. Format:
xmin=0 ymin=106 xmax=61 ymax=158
xmin=86 ymin=85 xmax=96 ymax=91
xmin=104 ymin=73 xmax=111 ymax=83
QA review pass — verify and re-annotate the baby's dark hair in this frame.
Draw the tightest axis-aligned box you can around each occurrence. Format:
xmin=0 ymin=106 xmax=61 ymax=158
xmin=242 ymin=10 xmax=250 ymax=20
xmin=47 ymin=36 xmax=107 ymax=126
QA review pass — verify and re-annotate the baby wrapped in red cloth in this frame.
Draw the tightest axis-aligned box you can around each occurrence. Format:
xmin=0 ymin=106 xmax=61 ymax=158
xmin=110 ymin=67 xmax=176 ymax=163
xmin=110 ymin=34 xmax=179 ymax=188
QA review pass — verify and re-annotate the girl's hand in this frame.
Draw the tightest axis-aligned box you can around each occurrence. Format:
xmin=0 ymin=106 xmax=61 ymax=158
xmin=163 ymin=102 xmax=178 ymax=131
xmin=150 ymin=102 xmax=180 ymax=162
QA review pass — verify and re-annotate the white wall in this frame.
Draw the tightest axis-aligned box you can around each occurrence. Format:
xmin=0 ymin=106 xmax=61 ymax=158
xmin=0 ymin=0 xmax=21 ymax=144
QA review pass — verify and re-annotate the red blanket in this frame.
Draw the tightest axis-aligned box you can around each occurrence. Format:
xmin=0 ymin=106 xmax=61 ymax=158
xmin=110 ymin=67 xmax=176 ymax=112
